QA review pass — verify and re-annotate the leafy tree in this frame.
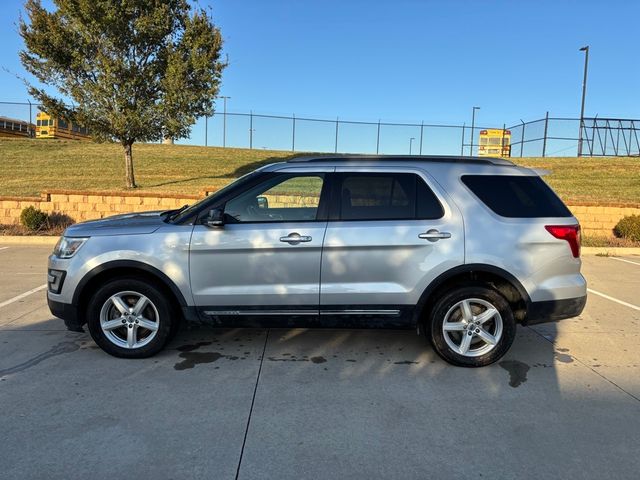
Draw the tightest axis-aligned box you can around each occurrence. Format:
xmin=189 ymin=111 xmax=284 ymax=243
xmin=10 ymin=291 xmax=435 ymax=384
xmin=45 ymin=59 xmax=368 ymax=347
xmin=19 ymin=0 xmax=225 ymax=188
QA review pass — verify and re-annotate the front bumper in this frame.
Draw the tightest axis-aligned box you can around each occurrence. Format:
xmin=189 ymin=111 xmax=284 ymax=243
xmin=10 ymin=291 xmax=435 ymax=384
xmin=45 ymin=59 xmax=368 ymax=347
xmin=47 ymin=296 xmax=84 ymax=332
xmin=524 ymin=294 xmax=587 ymax=325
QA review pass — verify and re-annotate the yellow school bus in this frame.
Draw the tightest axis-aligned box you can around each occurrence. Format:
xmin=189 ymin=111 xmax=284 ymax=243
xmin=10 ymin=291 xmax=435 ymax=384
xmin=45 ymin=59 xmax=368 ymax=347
xmin=35 ymin=112 xmax=90 ymax=140
xmin=478 ymin=129 xmax=511 ymax=157
xmin=0 ymin=116 xmax=34 ymax=138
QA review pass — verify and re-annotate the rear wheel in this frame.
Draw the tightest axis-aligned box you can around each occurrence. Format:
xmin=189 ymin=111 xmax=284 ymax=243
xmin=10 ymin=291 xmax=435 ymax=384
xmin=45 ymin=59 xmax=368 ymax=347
xmin=86 ymin=278 xmax=174 ymax=358
xmin=428 ymin=285 xmax=516 ymax=367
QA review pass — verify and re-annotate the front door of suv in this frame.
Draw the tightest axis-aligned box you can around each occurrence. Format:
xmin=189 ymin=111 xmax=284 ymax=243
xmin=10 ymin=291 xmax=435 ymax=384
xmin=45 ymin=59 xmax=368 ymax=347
xmin=320 ymin=168 xmax=464 ymax=324
xmin=189 ymin=167 xmax=332 ymax=318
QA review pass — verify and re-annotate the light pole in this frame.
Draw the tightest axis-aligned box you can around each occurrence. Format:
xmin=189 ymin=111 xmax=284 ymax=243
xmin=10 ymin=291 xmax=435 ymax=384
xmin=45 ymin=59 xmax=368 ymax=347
xmin=409 ymin=137 xmax=415 ymax=155
xmin=577 ymin=46 xmax=589 ymax=156
xmin=470 ymin=106 xmax=480 ymax=156
xmin=219 ymin=95 xmax=231 ymax=147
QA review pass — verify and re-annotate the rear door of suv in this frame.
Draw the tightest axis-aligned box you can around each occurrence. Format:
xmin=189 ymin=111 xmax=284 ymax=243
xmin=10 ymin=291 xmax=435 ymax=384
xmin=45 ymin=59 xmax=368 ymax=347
xmin=319 ymin=167 xmax=464 ymax=325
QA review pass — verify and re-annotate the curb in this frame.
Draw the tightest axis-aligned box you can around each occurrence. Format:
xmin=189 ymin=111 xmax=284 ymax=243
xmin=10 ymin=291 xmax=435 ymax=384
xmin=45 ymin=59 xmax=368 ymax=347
xmin=0 ymin=236 xmax=58 ymax=245
xmin=582 ymin=247 xmax=640 ymax=256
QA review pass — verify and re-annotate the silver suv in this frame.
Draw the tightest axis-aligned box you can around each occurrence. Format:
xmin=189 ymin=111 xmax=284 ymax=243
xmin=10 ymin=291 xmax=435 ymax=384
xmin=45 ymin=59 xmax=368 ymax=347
xmin=47 ymin=155 xmax=586 ymax=367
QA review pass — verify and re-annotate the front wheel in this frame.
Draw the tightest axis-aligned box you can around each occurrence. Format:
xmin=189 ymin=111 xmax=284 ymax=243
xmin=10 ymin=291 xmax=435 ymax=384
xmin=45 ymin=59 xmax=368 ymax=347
xmin=86 ymin=278 xmax=175 ymax=358
xmin=428 ymin=286 xmax=516 ymax=367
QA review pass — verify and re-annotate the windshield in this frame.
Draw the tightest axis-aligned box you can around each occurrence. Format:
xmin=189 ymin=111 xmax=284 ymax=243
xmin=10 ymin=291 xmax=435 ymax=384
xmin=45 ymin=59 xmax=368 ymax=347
xmin=168 ymin=170 xmax=263 ymax=223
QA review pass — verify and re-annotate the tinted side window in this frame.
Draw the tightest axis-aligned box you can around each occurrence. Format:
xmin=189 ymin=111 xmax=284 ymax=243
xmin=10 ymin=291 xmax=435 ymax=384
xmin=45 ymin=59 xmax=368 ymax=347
xmin=416 ymin=178 xmax=445 ymax=219
xmin=338 ymin=173 xmax=443 ymax=221
xmin=462 ymin=175 xmax=572 ymax=218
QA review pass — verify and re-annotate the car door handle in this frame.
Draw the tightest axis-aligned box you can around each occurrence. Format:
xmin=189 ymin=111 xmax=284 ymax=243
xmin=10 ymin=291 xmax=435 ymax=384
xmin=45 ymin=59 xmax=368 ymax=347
xmin=279 ymin=232 xmax=312 ymax=244
xmin=419 ymin=229 xmax=451 ymax=242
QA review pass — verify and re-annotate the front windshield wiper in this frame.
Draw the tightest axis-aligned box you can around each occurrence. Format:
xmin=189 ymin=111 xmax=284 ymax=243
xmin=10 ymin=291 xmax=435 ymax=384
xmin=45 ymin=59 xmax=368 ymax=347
xmin=161 ymin=204 xmax=189 ymax=222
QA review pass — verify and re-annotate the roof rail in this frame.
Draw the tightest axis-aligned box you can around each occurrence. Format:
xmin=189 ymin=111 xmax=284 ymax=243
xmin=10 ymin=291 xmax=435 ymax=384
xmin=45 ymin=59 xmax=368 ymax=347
xmin=286 ymin=154 xmax=515 ymax=166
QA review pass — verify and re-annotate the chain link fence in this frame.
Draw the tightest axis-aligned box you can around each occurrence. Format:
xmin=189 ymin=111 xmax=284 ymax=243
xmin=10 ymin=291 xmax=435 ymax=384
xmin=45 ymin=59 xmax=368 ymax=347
xmin=2 ymin=100 xmax=639 ymax=157
xmin=197 ymin=111 xmax=487 ymax=155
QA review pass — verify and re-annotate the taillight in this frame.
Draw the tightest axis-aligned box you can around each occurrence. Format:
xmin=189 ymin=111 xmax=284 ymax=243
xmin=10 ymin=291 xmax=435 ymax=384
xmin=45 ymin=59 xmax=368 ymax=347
xmin=545 ymin=224 xmax=581 ymax=258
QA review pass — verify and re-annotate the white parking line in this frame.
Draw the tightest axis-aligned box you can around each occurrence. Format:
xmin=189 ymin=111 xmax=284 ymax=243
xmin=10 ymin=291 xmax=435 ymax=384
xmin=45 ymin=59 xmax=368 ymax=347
xmin=0 ymin=247 xmax=9 ymax=251
xmin=0 ymin=284 xmax=47 ymax=309
xmin=610 ymin=257 xmax=640 ymax=267
xmin=587 ymin=288 xmax=640 ymax=312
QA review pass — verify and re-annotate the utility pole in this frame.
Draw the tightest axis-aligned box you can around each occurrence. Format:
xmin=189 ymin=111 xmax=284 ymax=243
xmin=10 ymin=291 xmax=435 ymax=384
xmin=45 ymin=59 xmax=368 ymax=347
xmin=219 ymin=95 xmax=231 ymax=147
xmin=578 ymin=46 xmax=589 ymax=156
xmin=409 ymin=137 xmax=415 ymax=155
xmin=470 ymin=106 xmax=480 ymax=156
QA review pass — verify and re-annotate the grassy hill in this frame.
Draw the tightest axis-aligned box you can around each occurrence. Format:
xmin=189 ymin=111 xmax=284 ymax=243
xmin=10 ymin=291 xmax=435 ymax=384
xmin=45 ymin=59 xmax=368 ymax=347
xmin=1 ymin=138 xmax=638 ymax=205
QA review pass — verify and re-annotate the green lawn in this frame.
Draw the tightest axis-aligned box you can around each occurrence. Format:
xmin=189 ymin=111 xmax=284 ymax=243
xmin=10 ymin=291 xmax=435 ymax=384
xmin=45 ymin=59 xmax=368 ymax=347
xmin=0 ymin=138 xmax=298 ymax=197
xmin=1 ymin=138 xmax=638 ymax=205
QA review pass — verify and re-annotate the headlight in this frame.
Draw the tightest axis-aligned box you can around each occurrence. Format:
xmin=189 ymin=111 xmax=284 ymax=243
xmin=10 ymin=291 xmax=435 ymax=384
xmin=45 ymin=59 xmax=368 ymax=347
xmin=53 ymin=236 xmax=88 ymax=259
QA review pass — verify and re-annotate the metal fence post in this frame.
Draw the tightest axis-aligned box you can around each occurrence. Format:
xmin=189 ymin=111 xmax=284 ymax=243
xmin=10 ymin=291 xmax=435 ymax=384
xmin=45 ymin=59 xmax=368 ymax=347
xmin=632 ymin=120 xmax=640 ymax=155
xmin=28 ymin=99 xmax=32 ymax=138
xmin=334 ymin=117 xmax=339 ymax=153
xmin=542 ymin=111 xmax=549 ymax=157
xmin=460 ymin=124 xmax=465 ymax=156
xmin=520 ymin=120 xmax=525 ymax=157
xmin=376 ymin=120 xmax=380 ymax=154
xmin=222 ymin=97 xmax=228 ymax=147
xmin=590 ymin=115 xmax=597 ymax=156
xmin=249 ymin=111 xmax=253 ymax=149
xmin=292 ymin=114 xmax=296 ymax=152
xmin=419 ymin=121 xmax=424 ymax=155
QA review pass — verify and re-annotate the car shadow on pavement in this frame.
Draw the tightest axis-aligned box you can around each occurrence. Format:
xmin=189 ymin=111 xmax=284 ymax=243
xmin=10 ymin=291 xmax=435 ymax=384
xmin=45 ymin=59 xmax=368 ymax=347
xmin=4 ymin=315 xmax=640 ymax=480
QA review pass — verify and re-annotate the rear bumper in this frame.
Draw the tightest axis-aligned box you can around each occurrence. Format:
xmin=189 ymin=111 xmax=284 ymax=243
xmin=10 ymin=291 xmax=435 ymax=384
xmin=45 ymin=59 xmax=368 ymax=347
xmin=47 ymin=296 xmax=84 ymax=332
xmin=524 ymin=294 xmax=587 ymax=325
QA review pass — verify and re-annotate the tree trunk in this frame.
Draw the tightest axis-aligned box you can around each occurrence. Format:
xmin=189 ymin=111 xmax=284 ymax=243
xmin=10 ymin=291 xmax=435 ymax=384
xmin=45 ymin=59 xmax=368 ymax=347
xmin=123 ymin=142 xmax=137 ymax=188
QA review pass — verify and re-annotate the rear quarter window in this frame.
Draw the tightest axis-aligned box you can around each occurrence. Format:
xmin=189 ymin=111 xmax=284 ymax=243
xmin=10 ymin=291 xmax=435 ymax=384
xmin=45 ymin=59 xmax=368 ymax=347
xmin=461 ymin=175 xmax=572 ymax=218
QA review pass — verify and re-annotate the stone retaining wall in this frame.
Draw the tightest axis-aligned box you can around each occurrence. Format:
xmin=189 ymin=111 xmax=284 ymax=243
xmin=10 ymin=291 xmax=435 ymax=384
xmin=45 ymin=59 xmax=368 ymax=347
xmin=570 ymin=204 xmax=640 ymax=238
xmin=0 ymin=190 xmax=199 ymax=224
xmin=1 ymin=190 xmax=638 ymax=238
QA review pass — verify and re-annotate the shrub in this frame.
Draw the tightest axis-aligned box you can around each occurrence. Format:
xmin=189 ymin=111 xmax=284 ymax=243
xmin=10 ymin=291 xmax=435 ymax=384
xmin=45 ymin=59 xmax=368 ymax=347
xmin=613 ymin=214 xmax=640 ymax=242
xmin=19 ymin=206 xmax=49 ymax=231
xmin=48 ymin=212 xmax=74 ymax=229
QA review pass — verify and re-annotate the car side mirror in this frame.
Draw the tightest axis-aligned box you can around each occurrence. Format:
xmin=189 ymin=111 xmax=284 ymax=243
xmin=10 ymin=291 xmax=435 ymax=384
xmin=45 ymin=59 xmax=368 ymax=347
xmin=205 ymin=208 xmax=224 ymax=227
xmin=256 ymin=196 xmax=269 ymax=209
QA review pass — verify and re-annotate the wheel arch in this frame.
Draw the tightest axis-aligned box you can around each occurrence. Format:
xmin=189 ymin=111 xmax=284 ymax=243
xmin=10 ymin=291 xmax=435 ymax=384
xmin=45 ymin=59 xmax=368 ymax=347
xmin=73 ymin=260 xmax=188 ymax=318
xmin=415 ymin=264 xmax=531 ymax=328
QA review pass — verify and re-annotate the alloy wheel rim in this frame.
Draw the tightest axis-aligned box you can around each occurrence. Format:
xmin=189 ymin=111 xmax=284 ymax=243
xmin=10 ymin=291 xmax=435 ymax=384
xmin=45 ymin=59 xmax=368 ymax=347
xmin=442 ymin=298 xmax=503 ymax=357
xmin=99 ymin=291 xmax=159 ymax=349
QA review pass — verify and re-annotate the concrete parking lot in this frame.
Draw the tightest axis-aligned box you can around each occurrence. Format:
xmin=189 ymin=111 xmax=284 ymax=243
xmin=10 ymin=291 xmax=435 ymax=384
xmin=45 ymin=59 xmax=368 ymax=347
xmin=1 ymin=245 xmax=639 ymax=479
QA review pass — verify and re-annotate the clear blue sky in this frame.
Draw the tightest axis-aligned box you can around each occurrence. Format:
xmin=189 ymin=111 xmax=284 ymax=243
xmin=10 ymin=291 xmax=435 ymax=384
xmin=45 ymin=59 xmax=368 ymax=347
xmin=1 ymin=0 xmax=639 ymax=153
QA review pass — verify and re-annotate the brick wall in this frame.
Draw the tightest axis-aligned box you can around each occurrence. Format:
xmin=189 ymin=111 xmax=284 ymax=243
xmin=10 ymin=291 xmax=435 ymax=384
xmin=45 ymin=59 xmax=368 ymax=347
xmin=0 ymin=190 xmax=200 ymax=225
xmin=570 ymin=204 xmax=640 ymax=238
xmin=1 ymin=190 xmax=639 ymax=238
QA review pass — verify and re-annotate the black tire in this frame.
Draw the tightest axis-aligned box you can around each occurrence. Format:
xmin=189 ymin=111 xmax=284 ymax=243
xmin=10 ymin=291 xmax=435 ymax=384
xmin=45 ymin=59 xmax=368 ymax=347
xmin=86 ymin=277 xmax=175 ymax=358
xmin=428 ymin=285 xmax=516 ymax=367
